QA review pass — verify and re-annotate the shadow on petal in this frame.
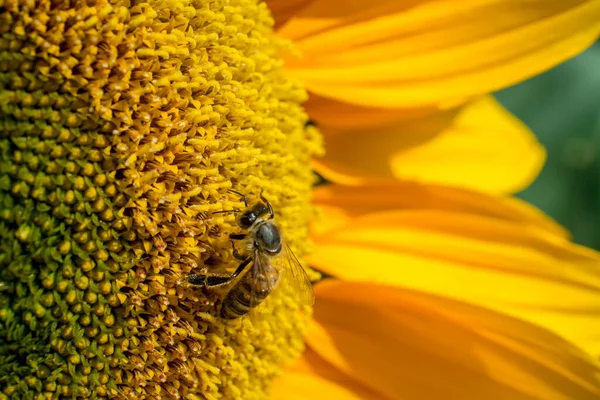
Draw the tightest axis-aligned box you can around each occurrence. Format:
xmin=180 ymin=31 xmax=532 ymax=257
xmin=313 ymin=96 xmax=545 ymax=195
xmin=307 ymin=280 xmax=600 ymax=400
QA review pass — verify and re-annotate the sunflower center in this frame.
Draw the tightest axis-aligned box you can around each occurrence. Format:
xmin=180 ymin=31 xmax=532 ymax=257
xmin=0 ymin=0 xmax=322 ymax=398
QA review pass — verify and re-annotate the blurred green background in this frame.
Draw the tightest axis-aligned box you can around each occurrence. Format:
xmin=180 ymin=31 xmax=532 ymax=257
xmin=495 ymin=41 xmax=600 ymax=250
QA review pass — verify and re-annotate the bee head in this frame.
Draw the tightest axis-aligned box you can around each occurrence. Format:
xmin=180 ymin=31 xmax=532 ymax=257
xmin=237 ymin=203 xmax=268 ymax=229
xmin=237 ymin=210 xmax=256 ymax=229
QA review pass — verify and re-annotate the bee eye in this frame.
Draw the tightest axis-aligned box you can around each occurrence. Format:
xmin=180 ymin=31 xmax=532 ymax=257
xmin=238 ymin=212 xmax=254 ymax=229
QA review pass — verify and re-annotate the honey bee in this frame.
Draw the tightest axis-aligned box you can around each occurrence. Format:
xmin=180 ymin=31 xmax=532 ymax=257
xmin=186 ymin=190 xmax=314 ymax=319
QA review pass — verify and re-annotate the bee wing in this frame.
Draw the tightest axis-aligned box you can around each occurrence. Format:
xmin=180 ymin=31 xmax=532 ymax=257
xmin=246 ymin=244 xmax=314 ymax=326
xmin=247 ymin=249 xmax=280 ymax=325
xmin=249 ymin=249 xmax=279 ymax=308
xmin=276 ymin=243 xmax=315 ymax=308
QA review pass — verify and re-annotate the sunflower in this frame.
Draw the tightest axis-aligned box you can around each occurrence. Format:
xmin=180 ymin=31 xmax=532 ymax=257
xmin=1 ymin=1 xmax=320 ymax=398
xmin=1 ymin=1 xmax=599 ymax=400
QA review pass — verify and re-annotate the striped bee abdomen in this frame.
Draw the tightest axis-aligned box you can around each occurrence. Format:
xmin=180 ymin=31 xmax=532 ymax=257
xmin=220 ymin=264 xmax=279 ymax=319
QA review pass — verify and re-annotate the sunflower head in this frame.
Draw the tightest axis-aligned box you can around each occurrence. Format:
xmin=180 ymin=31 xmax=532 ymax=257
xmin=0 ymin=0 xmax=321 ymax=398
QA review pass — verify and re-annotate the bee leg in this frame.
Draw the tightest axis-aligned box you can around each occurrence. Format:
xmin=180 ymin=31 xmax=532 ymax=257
xmin=230 ymin=240 xmax=246 ymax=261
xmin=186 ymin=274 xmax=208 ymax=285
xmin=228 ymin=189 xmax=248 ymax=208
xmin=259 ymin=189 xmax=274 ymax=219
xmin=229 ymin=233 xmax=246 ymax=240
xmin=212 ymin=209 xmax=241 ymax=215
xmin=210 ymin=257 xmax=253 ymax=287
xmin=229 ymin=256 xmax=252 ymax=280
xmin=186 ymin=257 xmax=252 ymax=288
xmin=186 ymin=274 xmax=230 ymax=287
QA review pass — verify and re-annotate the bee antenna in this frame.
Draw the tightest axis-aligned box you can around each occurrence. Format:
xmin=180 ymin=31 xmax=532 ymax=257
xmin=259 ymin=189 xmax=274 ymax=219
xmin=228 ymin=189 xmax=248 ymax=207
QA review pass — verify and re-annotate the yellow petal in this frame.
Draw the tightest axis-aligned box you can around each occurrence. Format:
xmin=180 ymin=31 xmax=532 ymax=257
xmin=307 ymin=280 xmax=600 ymax=400
xmin=272 ymin=372 xmax=369 ymax=400
xmin=309 ymin=202 xmax=600 ymax=355
xmin=265 ymin=0 xmax=312 ymax=29
xmin=312 ymin=182 xmax=568 ymax=238
xmin=304 ymin=94 xmax=442 ymax=131
xmin=279 ymin=0 xmax=600 ymax=108
xmin=314 ymin=96 xmax=545 ymax=195
xmin=273 ymin=350 xmax=388 ymax=400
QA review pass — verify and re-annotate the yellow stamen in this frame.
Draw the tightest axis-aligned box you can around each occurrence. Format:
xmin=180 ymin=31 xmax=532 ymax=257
xmin=0 ymin=0 xmax=322 ymax=398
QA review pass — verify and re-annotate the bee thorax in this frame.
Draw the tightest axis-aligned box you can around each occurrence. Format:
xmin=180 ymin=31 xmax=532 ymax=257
xmin=254 ymin=222 xmax=282 ymax=254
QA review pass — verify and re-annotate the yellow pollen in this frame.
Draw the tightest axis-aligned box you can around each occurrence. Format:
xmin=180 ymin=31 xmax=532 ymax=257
xmin=0 ymin=0 xmax=323 ymax=399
